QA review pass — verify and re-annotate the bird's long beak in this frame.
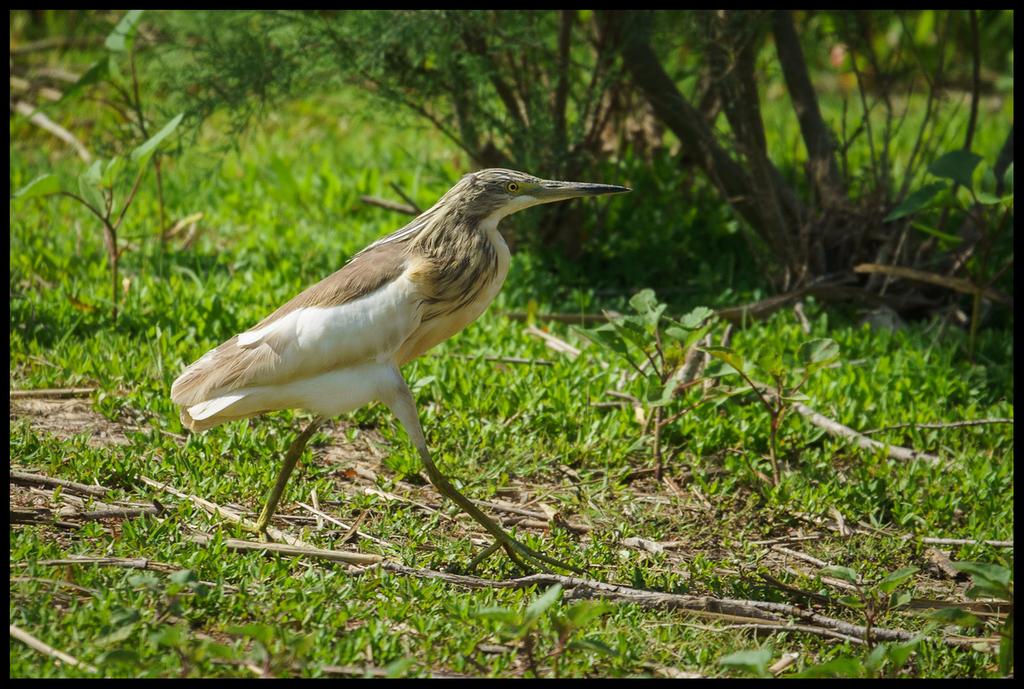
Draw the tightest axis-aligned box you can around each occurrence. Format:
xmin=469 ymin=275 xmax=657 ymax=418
xmin=534 ymin=179 xmax=631 ymax=204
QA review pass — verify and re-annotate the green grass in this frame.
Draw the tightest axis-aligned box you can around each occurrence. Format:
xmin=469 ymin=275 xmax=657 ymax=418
xmin=10 ymin=57 xmax=1014 ymax=678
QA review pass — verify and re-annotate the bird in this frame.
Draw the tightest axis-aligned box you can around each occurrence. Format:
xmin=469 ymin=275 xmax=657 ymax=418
xmin=170 ymin=168 xmax=630 ymax=572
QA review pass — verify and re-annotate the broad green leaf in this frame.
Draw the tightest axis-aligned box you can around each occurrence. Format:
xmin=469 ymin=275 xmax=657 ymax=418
xmin=576 ymin=324 xmax=630 ymax=360
xmin=718 ymin=648 xmax=771 ymax=677
xmin=928 ymin=607 xmax=981 ymax=628
xmin=998 ymin=620 xmax=1013 ymax=675
xmin=383 ymin=657 xmax=414 ymax=678
xmin=953 ymin=561 xmax=1011 ymax=588
xmin=169 ymin=568 xmax=198 ymax=585
xmin=974 ymin=190 xmax=1005 ymax=205
xmin=877 ymin=566 xmax=918 ymax=594
xmin=153 ymin=623 xmax=187 ymax=648
xmin=703 ymin=346 xmax=745 ymax=375
xmin=105 ymin=10 xmax=145 ymax=52
xmin=564 ymin=600 xmax=611 ymax=628
xmin=864 ymin=643 xmax=888 ymax=673
xmin=796 ymin=656 xmax=863 ymax=678
xmin=1003 ymin=161 xmax=1013 ymax=192
xmin=679 ymin=305 xmax=715 ymax=330
xmin=568 ymin=636 xmax=618 ymax=656
xmin=823 ymin=564 xmax=860 ymax=584
xmin=629 ymin=289 xmax=658 ymax=316
xmin=96 ymin=649 xmax=141 ymax=666
xmin=929 ymin=150 xmax=983 ymax=189
xmin=910 ymin=221 xmax=962 ymax=244
xmin=608 ymin=315 xmax=651 ymax=349
xmin=524 ymin=584 xmax=562 ymax=624
xmin=95 ymin=622 xmax=137 ymax=647
xmin=839 ymin=594 xmax=866 ymax=609
xmin=474 ymin=606 xmax=518 ymax=624
xmin=798 ymin=338 xmax=840 ymax=372
xmin=891 ymin=590 xmax=913 ymax=609
xmin=102 ymin=156 xmax=125 ymax=186
xmin=131 ymin=112 xmax=184 ymax=167
xmin=885 ymin=638 xmax=921 ymax=669
xmin=755 ymin=350 xmax=785 ymax=379
xmin=232 ymin=623 xmax=275 ymax=647
xmin=13 ymin=174 xmax=60 ymax=201
xmin=884 ymin=182 xmax=947 ymax=221
xmin=646 ymin=374 xmax=677 ymax=407
xmin=60 ymin=57 xmax=109 ymax=102
xmin=78 ymin=160 xmax=106 ymax=212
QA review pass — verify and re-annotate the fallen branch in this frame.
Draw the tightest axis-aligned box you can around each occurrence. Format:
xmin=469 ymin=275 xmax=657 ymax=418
xmin=862 ymin=418 xmax=1014 ymax=435
xmin=20 ymin=556 xmax=173 ymax=571
xmin=524 ymin=324 xmax=581 ymax=358
xmin=295 ymin=501 xmax=394 ymax=548
xmin=12 ymin=100 xmax=92 ymax=163
xmin=921 ymin=537 xmax=1013 ymax=548
xmin=444 ymin=353 xmax=555 ymax=367
xmin=853 ymin=263 xmax=1013 ymax=307
xmin=138 ymin=475 xmax=312 ymax=548
xmin=10 ymin=387 xmax=96 ymax=399
xmin=189 ymin=533 xmax=383 ymax=566
xmin=10 ymin=624 xmax=98 ymax=674
xmin=10 ymin=470 xmax=108 ymax=497
xmin=792 ymin=403 xmax=943 ymax=465
xmin=57 ymin=506 xmax=161 ymax=521
xmin=358 ymin=195 xmax=418 ymax=216
xmin=505 ymin=311 xmax=618 ymax=325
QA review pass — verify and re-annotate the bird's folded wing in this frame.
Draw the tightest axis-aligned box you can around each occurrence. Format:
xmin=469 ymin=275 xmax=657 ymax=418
xmin=171 ymin=243 xmax=421 ymax=407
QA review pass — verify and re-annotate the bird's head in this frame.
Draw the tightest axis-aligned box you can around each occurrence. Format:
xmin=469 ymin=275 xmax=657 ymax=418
xmin=449 ymin=168 xmax=630 ymax=224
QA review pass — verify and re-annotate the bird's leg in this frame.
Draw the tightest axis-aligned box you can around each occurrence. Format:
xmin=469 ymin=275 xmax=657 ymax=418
xmin=384 ymin=373 xmax=581 ymax=574
xmin=252 ymin=416 xmax=324 ymax=535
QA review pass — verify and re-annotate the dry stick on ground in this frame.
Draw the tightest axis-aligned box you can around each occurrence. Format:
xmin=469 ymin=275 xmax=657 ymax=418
xmin=10 ymin=387 xmax=97 ymax=399
xmin=294 ymin=501 xmax=393 ymax=548
xmin=13 ymin=556 xmax=239 ymax=593
xmin=920 ymin=537 xmax=1013 ymax=548
xmin=138 ymin=475 xmax=314 ymax=548
xmin=10 ymin=624 xmax=98 ymax=674
xmin=442 ymin=353 xmax=555 ymax=367
xmin=11 ymin=100 xmax=92 ymax=163
xmin=21 ymin=556 xmax=175 ymax=571
xmin=861 ymin=418 xmax=1014 ymax=434
xmin=56 ymin=506 xmax=161 ymax=521
xmin=10 ymin=470 xmax=108 ymax=497
xmin=189 ymin=533 xmax=382 ymax=567
xmin=524 ymin=324 xmax=582 ymax=358
xmin=791 ymin=402 xmax=943 ymax=465
xmin=359 ymin=195 xmax=419 ymax=215
xmin=190 ymin=534 xmax=973 ymax=648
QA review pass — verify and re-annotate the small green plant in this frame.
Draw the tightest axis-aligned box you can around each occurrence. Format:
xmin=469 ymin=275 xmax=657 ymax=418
xmin=937 ymin=562 xmax=1013 ymax=676
xmin=794 ymin=637 xmax=925 ymax=678
xmin=703 ymin=337 xmax=840 ymax=485
xmin=884 ymin=149 xmax=1014 ymax=357
xmin=13 ymin=112 xmax=182 ymax=321
xmin=474 ymin=585 xmax=615 ymax=677
xmin=718 ymin=647 xmax=773 ymax=677
xmin=12 ymin=10 xmax=184 ymax=322
xmin=822 ymin=564 xmax=919 ymax=648
xmin=577 ymin=289 xmax=716 ymax=478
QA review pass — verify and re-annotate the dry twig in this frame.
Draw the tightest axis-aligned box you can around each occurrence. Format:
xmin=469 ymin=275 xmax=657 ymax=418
xmin=10 ymin=624 xmax=98 ymax=673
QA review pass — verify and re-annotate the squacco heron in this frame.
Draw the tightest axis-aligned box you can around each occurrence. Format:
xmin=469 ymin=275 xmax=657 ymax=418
xmin=171 ymin=168 xmax=629 ymax=572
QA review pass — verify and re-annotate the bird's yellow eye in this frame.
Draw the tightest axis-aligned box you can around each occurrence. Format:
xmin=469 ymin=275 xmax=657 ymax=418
xmin=506 ymin=181 xmax=519 ymax=193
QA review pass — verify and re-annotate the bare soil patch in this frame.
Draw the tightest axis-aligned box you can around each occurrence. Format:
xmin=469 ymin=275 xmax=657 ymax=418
xmin=10 ymin=397 xmax=131 ymax=446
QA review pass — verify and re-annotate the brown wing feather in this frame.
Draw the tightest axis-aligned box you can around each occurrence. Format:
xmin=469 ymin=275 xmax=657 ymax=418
xmin=170 ymin=241 xmax=408 ymax=408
